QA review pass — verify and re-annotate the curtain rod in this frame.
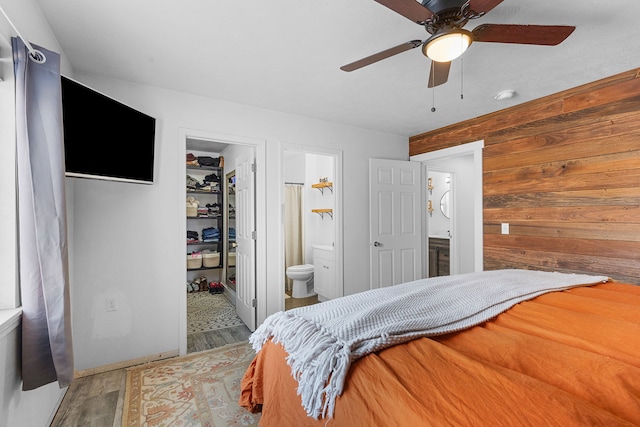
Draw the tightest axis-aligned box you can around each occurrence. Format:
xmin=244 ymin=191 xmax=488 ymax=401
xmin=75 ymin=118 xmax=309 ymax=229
xmin=0 ymin=5 xmax=46 ymax=63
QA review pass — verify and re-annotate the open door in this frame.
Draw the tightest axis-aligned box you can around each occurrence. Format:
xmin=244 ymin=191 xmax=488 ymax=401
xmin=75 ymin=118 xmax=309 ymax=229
xmin=235 ymin=155 xmax=256 ymax=330
xmin=369 ymin=158 xmax=423 ymax=289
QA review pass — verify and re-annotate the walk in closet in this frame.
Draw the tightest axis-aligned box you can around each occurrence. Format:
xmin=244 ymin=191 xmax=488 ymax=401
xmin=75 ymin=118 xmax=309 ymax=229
xmin=186 ymin=147 xmax=225 ymax=293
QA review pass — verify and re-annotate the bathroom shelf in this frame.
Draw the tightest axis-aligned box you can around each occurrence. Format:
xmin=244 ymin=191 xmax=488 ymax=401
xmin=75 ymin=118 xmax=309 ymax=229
xmin=311 ymin=182 xmax=333 ymax=194
xmin=312 ymin=208 xmax=333 ymax=219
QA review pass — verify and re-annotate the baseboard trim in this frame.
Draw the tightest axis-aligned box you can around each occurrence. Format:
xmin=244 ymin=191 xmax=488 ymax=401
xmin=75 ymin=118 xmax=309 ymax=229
xmin=73 ymin=349 xmax=180 ymax=378
xmin=224 ymin=286 xmax=236 ymax=306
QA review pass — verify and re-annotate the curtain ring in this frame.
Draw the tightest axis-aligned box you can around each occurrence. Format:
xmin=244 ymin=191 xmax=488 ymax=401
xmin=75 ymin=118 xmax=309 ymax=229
xmin=29 ymin=49 xmax=46 ymax=64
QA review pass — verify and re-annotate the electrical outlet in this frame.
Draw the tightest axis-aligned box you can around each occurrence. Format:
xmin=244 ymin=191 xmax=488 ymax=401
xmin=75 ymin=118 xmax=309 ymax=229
xmin=106 ymin=297 xmax=118 ymax=312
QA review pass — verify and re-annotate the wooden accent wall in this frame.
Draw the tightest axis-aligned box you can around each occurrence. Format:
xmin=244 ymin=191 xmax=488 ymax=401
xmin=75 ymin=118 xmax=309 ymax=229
xmin=410 ymin=68 xmax=640 ymax=284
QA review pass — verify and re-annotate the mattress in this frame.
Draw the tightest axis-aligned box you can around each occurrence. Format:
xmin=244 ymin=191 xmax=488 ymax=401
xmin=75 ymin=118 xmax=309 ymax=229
xmin=240 ymin=282 xmax=640 ymax=426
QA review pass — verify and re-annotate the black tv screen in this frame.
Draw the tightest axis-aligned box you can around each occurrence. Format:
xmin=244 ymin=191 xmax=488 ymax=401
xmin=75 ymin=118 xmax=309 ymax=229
xmin=61 ymin=76 xmax=156 ymax=184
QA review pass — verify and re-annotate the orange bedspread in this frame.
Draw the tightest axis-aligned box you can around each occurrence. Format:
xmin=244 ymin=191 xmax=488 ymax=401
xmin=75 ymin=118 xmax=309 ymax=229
xmin=240 ymin=282 xmax=640 ymax=426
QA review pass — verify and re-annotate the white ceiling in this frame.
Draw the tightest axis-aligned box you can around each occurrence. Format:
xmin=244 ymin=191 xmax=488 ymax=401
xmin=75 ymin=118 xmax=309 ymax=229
xmin=35 ymin=0 xmax=640 ymax=137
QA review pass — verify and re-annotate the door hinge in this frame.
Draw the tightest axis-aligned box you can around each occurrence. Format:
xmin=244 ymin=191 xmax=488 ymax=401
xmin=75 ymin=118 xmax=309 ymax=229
xmin=251 ymin=162 xmax=256 ymax=173
xmin=251 ymin=298 xmax=257 ymax=308
xmin=251 ymin=230 xmax=257 ymax=240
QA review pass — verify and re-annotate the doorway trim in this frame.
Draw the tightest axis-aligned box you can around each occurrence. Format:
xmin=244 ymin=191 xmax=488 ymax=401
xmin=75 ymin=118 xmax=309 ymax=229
xmin=178 ymin=127 xmax=266 ymax=355
xmin=278 ymin=143 xmax=344 ymax=310
xmin=411 ymin=140 xmax=484 ymax=273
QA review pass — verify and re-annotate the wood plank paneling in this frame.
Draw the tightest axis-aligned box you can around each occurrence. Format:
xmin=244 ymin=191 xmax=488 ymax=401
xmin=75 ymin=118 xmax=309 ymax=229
xmin=410 ymin=68 xmax=640 ymax=284
xmin=484 ymin=221 xmax=640 ymax=242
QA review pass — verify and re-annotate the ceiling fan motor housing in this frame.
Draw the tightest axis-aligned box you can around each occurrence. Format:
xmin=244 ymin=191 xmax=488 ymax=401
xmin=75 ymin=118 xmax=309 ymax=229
xmin=422 ymin=0 xmax=467 ymax=11
xmin=422 ymin=0 xmax=473 ymax=34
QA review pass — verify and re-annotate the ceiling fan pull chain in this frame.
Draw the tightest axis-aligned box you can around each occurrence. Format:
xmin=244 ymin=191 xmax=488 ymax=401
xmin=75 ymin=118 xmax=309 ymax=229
xmin=431 ymin=88 xmax=436 ymax=112
xmin=431 ymin=61 xmax=436 ymax=112
xmin=460 ymin=57 xmax=464 ymax=100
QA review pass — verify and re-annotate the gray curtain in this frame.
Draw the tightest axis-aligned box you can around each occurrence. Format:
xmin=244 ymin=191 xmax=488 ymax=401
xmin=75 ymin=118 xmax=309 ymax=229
xmin=284 ymin=184 xmax=304 ymax=292
xmin=13 ymin=37 xmax=74 ymax=390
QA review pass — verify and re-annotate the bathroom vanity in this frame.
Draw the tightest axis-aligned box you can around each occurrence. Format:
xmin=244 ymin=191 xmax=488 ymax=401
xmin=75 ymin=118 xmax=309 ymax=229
xmin=312 ymin=245 xmax=337 ymax=300
xmin=428 ymin=238 xmax=450 ymax=277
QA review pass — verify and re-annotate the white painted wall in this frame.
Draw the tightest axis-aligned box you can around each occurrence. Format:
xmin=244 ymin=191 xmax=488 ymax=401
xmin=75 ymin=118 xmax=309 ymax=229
xmin=304 ymin=153 xmax=335 ymax=261
xmin=68 ymin=72 xmax=408 ymax=372
xmin=427 ymin=171 xmax=451 ymax=239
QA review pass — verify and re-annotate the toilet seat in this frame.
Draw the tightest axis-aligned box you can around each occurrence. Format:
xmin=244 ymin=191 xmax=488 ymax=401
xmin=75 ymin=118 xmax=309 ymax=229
xmin=287 ymin=264 xmax=314 ymax=273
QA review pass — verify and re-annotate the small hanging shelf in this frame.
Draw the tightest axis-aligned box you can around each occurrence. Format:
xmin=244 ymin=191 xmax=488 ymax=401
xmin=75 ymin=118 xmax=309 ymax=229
xmin=312 ymin=209 xmax=333 ymax=219
xmin=312 ymin=182 xmax=333 ymax=194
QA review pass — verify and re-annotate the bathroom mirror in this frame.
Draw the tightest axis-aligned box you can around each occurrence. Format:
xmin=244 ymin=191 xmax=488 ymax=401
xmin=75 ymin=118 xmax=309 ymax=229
xmin=440 ymin=190 xmax=450 ymax=219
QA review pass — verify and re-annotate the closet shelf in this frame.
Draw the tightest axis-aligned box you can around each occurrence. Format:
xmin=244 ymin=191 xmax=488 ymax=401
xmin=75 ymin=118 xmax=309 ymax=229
xmin=186 ymin=165 xmax=222 ymax=172
xmin=187 ymin=189 xmax=221 ymax=195
xmin=312 ymin=182 xmax=333 ymax=194
xmin=312 ymin=209 xmax=333 ymax=219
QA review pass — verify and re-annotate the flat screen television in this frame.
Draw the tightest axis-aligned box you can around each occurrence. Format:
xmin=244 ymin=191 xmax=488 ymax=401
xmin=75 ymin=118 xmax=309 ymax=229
xmin=61 ymin=76 xmax=156 ymax=184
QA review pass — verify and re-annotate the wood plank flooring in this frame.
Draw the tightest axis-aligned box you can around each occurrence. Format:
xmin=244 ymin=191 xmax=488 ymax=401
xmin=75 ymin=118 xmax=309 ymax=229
xmin=51 ymin=293 xmax=317 ymax=426
xmin=51 ymin=324 xmax=252 ymax=427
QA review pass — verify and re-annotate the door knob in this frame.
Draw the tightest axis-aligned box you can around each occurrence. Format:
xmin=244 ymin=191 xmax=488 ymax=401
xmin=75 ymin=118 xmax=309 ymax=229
xmin=373 ymin=242 xmax=381 ymax=247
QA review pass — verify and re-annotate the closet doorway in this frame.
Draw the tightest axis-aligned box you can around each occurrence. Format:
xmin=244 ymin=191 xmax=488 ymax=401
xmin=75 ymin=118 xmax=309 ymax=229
xmin=179 ymin=129 xmax=266 ymax=356
xmin=280 ymin=144 xmax=343 ymax=310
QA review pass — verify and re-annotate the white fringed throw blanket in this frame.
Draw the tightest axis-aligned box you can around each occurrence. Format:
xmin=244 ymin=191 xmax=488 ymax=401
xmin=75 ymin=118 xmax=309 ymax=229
xmin=249 ymin=269 xmax=609 ymax=419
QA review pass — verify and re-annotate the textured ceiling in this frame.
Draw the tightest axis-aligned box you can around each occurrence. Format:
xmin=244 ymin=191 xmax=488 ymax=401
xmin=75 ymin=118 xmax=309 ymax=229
xmin=35 ymin=0 xmax=640 ymax=137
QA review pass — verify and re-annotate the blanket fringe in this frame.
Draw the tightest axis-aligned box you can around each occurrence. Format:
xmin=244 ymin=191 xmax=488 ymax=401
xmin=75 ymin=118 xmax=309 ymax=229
xmin=249 ymin=311 xmax=350 ymax=419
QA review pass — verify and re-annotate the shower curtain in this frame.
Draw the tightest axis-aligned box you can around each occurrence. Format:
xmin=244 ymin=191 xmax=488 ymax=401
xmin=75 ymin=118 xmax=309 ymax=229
xmin=13 ymin=37 xmax=74 ymax=390
xmin=284 ymin=184 xmax=304 ymax=293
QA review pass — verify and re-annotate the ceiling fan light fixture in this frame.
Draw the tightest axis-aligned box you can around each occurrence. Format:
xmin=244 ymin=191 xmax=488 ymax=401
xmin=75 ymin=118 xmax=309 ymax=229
xmin=423 ymin=29 xmax=473 ymax=62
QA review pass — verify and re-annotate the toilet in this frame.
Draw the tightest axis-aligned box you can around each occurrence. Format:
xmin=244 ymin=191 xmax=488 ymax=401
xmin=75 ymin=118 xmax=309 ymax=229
xmin=286 ymin=264 xmax=315 ymax=298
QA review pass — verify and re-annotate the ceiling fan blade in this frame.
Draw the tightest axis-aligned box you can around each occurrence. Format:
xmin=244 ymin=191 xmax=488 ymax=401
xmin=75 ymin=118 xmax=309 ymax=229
xmin=472 ymin=24 xmax=576 ymax=46
xmin=374 ymin=0 xmax=433 ymax=24
xmin=341 ymin=40 xmax=422 ymax=72
xmin=469 ymin=0 xmax=503 ymax=14
xmin=427 ymin=60 xmax=450 ymax=88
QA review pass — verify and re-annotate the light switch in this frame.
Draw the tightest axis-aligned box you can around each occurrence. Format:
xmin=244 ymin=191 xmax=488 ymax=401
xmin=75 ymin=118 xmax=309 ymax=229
xmin=501 ymin=223 xmax=509 ymax=235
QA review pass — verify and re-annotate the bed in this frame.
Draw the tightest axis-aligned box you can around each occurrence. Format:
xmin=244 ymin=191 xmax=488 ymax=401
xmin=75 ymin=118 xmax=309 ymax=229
xmin=239 ymin=270 xmax=640 ymax=426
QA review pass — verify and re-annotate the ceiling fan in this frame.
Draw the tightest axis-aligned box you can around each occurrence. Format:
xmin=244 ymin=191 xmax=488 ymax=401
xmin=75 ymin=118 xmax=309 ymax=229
xmin=341 ymin=0 xmax=575 ymax=88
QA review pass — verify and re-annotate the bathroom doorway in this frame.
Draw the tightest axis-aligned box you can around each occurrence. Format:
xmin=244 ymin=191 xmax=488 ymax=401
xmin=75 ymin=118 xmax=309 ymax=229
xmin=280 ymin=144 xmax=343 ymax=310
xmin=427 ymin=169 xmax=453 ymax=277
xmin=412 ymin=140 xmax=484 ymax=275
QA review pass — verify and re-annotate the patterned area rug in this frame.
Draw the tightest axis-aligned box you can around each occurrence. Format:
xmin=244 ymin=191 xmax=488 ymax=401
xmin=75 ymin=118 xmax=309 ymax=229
xmin=188 ymin=292 xmax=244 ymax=334
xmin=122 ymin=341 xmax=260 ymax=427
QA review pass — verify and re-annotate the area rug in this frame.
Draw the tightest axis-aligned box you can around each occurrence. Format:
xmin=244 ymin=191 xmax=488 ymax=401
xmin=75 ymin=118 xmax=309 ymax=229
xmin=188 ymin=292 xmax=244 ymax=334
xmin=122 ymin=341 xmax=260 ymax=427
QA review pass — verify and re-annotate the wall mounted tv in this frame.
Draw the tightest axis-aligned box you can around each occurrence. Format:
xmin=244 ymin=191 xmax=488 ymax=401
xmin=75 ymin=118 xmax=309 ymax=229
xmin=61 ymin=76 xmax=156 ymax=184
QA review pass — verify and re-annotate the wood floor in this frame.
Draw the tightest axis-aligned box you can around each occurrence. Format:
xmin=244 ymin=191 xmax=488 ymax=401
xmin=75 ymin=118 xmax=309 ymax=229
xmin=50 ymin=324 xmax=251 ymax=427
xmin=51 ymin=293 xmax=317 ymax=426
xmin=285 ymin=293 xmax=318 ymax=310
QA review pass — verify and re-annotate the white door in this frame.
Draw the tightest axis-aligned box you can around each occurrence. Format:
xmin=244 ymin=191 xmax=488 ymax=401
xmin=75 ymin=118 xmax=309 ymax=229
xmin=369 ymin=158 xmax=423 ymax=288
xmin=235 ymin=155 xmax=256 ymax=330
